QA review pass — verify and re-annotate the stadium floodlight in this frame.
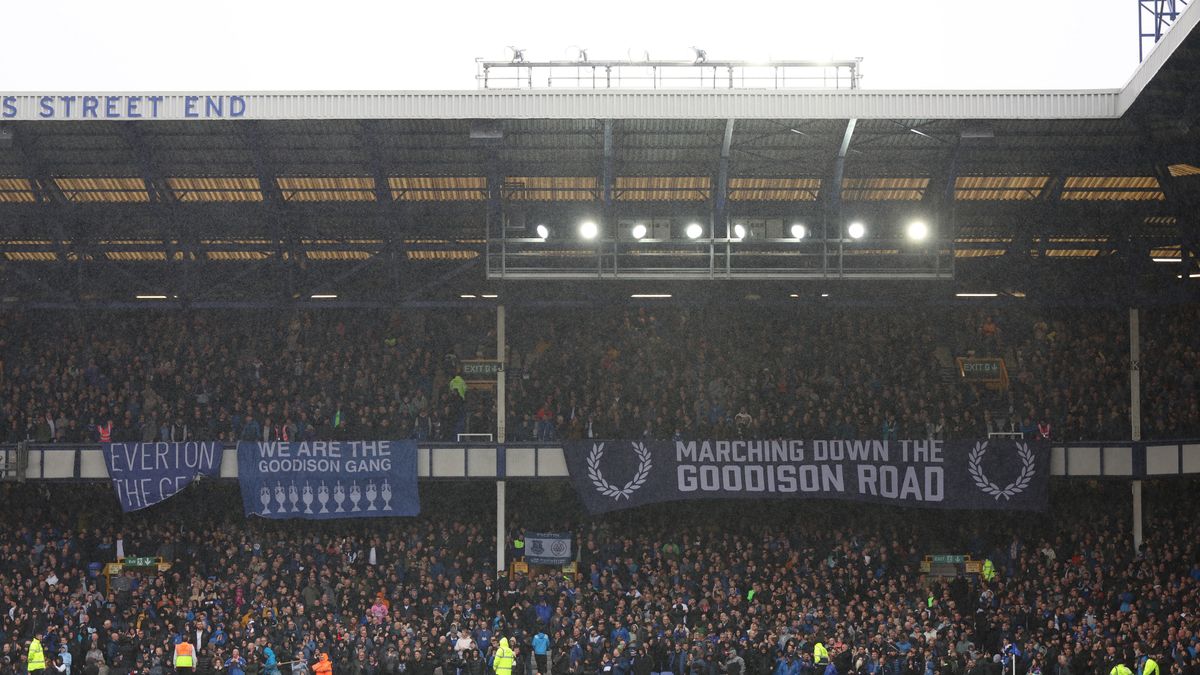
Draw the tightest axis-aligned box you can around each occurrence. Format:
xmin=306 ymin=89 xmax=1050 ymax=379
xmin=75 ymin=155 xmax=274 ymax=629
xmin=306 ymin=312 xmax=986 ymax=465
xmin=481 ymin=294 xmax=499 ymax=298
xmin=631 ymin=223 xmax=647 ymax=240
xmin=460 ymin=294 xmax=478 ymax=299
xmin=732 ymin=223 xmax=746 ymax=240
xmin=956 ymin=292 xmax=998 ymax=298
xmin=136 ymin=295 xmax=168 ymax=300
xmin=820 ymin=293 xmax=830 ymax=298
xmin=310 ymin=294 xmax=338 ymax=299
xmin=535 ymin=224 xmax=549 ymax=240
xmin=906 ymin=220 xmax=929 ymax=241
xmin=790 ymin=223 xmax=807 ymax=240
xmin=847 ymin=222 xmax=866 ymax=240
xmin=579 ymin=221 xmax=599 ymax=240
xmin=685 ymin=223 xmax=704 ymax=239
xmin=631 ymin=294 xmax=672 ymax=298
xmin=1152 ymin=257 xmax=1181 ymax=262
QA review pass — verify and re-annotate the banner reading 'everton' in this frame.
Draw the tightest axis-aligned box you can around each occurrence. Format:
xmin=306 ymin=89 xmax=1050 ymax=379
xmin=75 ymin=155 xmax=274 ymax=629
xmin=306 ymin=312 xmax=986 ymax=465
xmin=237 ymin=440 xmax=419 ymax=519
xmin=564 ymin=439 xmax=1048 ymax=514
xmin=104 ymin=442 xmax=223 ymax=512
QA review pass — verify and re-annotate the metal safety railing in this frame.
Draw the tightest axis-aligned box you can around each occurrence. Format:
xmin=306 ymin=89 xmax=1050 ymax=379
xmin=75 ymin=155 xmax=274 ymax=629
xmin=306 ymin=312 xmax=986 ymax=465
xmin=2 ymin=439 xmax=1199 ymax=481
xmin=477 ymin=59 xmax=862 ymax=90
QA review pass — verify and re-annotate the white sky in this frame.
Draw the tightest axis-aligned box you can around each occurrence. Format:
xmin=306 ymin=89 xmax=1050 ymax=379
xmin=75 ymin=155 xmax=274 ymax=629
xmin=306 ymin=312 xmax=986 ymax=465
xmin=0 ymin=0 xmax=1155 ymax=91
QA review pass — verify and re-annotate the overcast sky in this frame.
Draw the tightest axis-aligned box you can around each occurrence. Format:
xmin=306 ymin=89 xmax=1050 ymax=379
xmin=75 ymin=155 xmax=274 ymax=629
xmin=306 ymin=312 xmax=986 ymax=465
xmin=0 ymin=0 xmax=1168 ymax=91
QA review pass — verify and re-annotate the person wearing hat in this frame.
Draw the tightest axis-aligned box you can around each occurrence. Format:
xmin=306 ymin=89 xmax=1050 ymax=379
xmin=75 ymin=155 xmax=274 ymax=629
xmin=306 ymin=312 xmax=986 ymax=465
xmin=27 ymin=633 xmax=47 ymax=675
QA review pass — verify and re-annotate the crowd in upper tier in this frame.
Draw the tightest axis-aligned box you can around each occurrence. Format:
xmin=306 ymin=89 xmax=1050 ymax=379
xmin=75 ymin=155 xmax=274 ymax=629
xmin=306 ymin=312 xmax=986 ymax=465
xmin=0 ymin=304 xmax=1196 ymax=445
xmin=0 ymin=480 xmax=1197 ymax=675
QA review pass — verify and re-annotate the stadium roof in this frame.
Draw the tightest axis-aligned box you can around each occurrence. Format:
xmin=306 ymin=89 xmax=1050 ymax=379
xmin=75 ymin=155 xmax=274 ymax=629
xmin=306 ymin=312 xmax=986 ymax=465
xmin=1 ymin=7 xmax=1199 ymax=307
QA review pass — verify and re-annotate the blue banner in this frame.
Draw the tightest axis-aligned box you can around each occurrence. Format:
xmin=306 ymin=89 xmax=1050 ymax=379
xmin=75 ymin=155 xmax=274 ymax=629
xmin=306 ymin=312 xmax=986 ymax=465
xmin=237 ymin=440 xmax=419 ymax=519
xmin=564 ymin=439 xmax=1050 ymax=514
xmin=104 ymin=442 xmax=223 ymax=512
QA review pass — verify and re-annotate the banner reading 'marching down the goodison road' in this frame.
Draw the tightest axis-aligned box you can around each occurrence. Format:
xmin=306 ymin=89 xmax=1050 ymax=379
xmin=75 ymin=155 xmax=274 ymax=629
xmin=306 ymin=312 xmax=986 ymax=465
xmin=237 ymin=440 xmax=419 ymax=519
xmin=563 ymin=439 xmax=1049 ymax=514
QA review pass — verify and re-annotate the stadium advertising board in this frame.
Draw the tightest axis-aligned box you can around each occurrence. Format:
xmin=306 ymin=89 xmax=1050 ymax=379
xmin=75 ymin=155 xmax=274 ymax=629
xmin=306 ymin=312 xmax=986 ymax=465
xmin=563 ymin=439 xmax=1048 ymax=514
xmin=103 ymin=442 xmax=223 ymax=512
xmin=523 ymin=532 xmax=573 ymax=565
xmin=237 ymin=440 xmax=419 ymax=519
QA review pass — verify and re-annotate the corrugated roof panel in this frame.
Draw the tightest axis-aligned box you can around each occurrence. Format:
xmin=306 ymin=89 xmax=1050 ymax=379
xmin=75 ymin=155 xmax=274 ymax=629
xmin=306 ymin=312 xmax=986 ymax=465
xmin=504 ymin=176 xmax=598 ymax=201
xmin=0 ymin=178 xmax=38 ymax=203
xmin=843 ymin=177 xmax=928 ymax=201
xmin=104 ymin=251 xmax=168 ymax=261
xmin=406 ymin=250 xmax=481 ymax=260
xmin=168 ymin=177 xmax=263 ymax=202
xmin=729 ymin=177 xmax=821 ymax=201
xmin=305 ymin=251 xmax=374 ymax=260
xmin=1061 ymin=176 xmax=1164 ymax=200
xmin=1149 ymin=246 xmax=1181 ymax=257
xmin=955 ymin=176 xmax=1048 ymax=200
xmin=276 ymin=176 xmax=376 ymax=202
xmin=54 ymin=177 xmax=149 ymax=203
xmin=1047 ymin=236 xmax=1111 ymax=243
xmin=1044 ymin=249 xmax=1103 ymax=257
xmin=954 ymin=237 xmax=1013 ymax=244
xmin=4 ymin=251 xmax=57 ymax=261
xmin=950 ymin=248 xmax=1008 ymax=255
xmin=1168 ymin=163 xmax=1200 ymax=177
xmin=615 ymin=176 xmax=710 ymax=201
xmin=389 ymin=176 xmax=487 ymax=201
xmin=206 ymin=251 xmax=271 ymax=261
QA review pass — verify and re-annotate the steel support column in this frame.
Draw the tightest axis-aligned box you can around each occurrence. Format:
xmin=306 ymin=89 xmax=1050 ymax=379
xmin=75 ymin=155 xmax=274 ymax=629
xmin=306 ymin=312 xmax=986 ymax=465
xmin=1130 ymin=307 xmax=1144 ymax=552
xmin=496 ymin=304 xmax=507 ymax=573
xmin=715 ymin=119 xmax=735 ymax=236
xmin=826 ymin=119 xmax=857 ymax=274
xmin=602 ymin=120 xmax=614 ymax=270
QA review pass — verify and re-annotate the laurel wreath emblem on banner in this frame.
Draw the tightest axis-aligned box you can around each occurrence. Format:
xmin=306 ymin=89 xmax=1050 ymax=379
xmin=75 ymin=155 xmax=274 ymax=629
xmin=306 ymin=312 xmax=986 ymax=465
xmin=968 ymin=441 xmax=1036 ymax=500
xmin=586 ymin=442 xmax=652 ymax=501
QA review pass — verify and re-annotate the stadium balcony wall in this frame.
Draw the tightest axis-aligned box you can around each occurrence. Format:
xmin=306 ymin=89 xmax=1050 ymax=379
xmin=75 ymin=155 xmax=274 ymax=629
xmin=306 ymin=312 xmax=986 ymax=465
xmin=5 ymin=439 xmax=1200 ymax=481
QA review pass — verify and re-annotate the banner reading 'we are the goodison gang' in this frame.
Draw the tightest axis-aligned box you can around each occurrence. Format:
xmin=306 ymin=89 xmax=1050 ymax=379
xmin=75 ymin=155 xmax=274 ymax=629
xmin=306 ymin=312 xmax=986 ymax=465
xmin=238 ymin=440 xmax=419 ymax=519
xmin=564 ymin=439 xmax=1049 ymax=514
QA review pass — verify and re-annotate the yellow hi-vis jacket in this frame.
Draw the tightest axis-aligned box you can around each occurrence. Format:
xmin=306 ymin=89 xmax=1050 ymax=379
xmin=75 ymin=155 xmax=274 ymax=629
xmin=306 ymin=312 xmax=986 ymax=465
xmin=174 ymin=642 xmax=196 ymax=668
xmin=493 ymin=638 xmax=515 ymax=675
xmin=27 ymin=638 xmax=45 ymax=672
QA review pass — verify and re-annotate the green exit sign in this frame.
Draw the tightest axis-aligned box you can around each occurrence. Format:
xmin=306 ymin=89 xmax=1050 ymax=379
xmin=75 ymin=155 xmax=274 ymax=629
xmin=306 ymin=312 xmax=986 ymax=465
xmin=122 ymin=556 xmax=157 ymax=568
xmin=461 ymin=360 xmax=503 ymax=381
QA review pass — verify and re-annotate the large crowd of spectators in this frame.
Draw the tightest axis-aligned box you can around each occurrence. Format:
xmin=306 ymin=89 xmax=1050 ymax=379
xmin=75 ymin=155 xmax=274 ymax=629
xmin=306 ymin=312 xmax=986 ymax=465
xmin=0 ymin=480 xmax=1196 ymax=675
xmin=504 ymin=307 xmax=1131 ymax=443
xmin=0 ymin=304 xmax=1195 ymax=445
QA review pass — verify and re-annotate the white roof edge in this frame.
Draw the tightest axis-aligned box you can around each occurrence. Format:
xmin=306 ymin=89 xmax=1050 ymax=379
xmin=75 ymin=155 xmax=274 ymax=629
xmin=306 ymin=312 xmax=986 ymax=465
xmin=1118 ymin=0 xmax=1200 ymax=114
xmin=0 ymin=89 xmax=1122 ymax=120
